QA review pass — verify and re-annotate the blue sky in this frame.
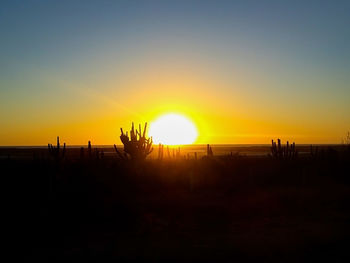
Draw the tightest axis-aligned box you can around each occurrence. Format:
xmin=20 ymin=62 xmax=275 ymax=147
xmin=1 ymin=0 xmax=349 ymax=144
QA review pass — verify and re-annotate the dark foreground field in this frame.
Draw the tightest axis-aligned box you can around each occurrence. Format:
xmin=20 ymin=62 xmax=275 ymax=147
xmin=4 ymin=146 xmax=350 ymax=262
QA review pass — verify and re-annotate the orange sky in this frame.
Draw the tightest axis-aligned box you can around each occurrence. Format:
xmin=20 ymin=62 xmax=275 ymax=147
xmin=1 ymin=1 xmax=349 ymax=145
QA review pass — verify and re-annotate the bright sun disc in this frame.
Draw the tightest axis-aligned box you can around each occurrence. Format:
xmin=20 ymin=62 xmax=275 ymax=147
xmin=149 ymin=114 xmax=198 ymax=145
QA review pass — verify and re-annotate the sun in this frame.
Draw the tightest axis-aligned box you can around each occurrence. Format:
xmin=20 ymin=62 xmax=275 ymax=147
xmin=149 ymin=113 xmax=198 ymax=145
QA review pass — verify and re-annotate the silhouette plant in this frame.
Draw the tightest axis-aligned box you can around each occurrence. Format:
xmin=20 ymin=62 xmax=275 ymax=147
xmin=114 ymin=144 xmax=126 ymax=159
xmin=87 ymin=141 xmax=92 ymax=158
xmin=117 ymin=122 xmax=153 ymax=160
xmin=207 ymin=144 xmax=213 ymax=157
xmin=158 ymin=143 xmax=164 ymax=160
xmin=167 ymin=146 xmax=171 ymax=159
xmin=342 ymin=131 xmax=350 ymax=146
xmin=173 ymin=147 xmax=181 ymax=159
xmin=270 ymin=139 xmax=297 ymax=160
xmin=48 ymin=136 xmax=66 ymax=161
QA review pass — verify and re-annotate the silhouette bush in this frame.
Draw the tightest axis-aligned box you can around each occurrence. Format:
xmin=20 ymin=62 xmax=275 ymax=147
xmin=115 ymin=122 xmax=153 ymax=160
xmin=207 ymin=144 xmax=213 ymax=157
xmin=48 ymin=136 xmax=66 ymax=162
xmin=270 ymin=139 xmax=297 ymax=160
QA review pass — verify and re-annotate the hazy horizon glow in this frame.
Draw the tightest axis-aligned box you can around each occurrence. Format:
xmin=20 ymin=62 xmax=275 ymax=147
xmin=1 ymin=1 xmax=349 ymax=145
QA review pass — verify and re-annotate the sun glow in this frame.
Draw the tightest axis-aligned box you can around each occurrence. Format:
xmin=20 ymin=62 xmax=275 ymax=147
xmin=149 ymin=113 xmax=198 ymax=145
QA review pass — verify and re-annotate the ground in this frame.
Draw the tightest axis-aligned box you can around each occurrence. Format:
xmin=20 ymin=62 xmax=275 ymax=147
xmin=3 ymin=146 xmax=350 ymax=262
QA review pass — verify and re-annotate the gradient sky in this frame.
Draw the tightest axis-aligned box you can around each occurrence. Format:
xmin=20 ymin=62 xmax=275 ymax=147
xmin=1 ymin=0 xmax=349 ymax=145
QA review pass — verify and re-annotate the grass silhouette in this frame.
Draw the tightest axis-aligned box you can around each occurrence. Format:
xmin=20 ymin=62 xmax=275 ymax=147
xmin=3 ymin=130 xmax=350 ymax=262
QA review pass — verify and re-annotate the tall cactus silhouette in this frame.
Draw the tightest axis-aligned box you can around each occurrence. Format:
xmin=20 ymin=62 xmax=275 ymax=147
xmin=88 ymin=141 xmax=92 ymax=158
xmin=118 ymin=122 xmax=153 ymax=160
xmin=48 ymin=136 xmax=66 ymax=161
xmin=207 ymin=144 xmax=213 ymax=157
xmin=270 ymin=139 xmax=297 ymax=160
